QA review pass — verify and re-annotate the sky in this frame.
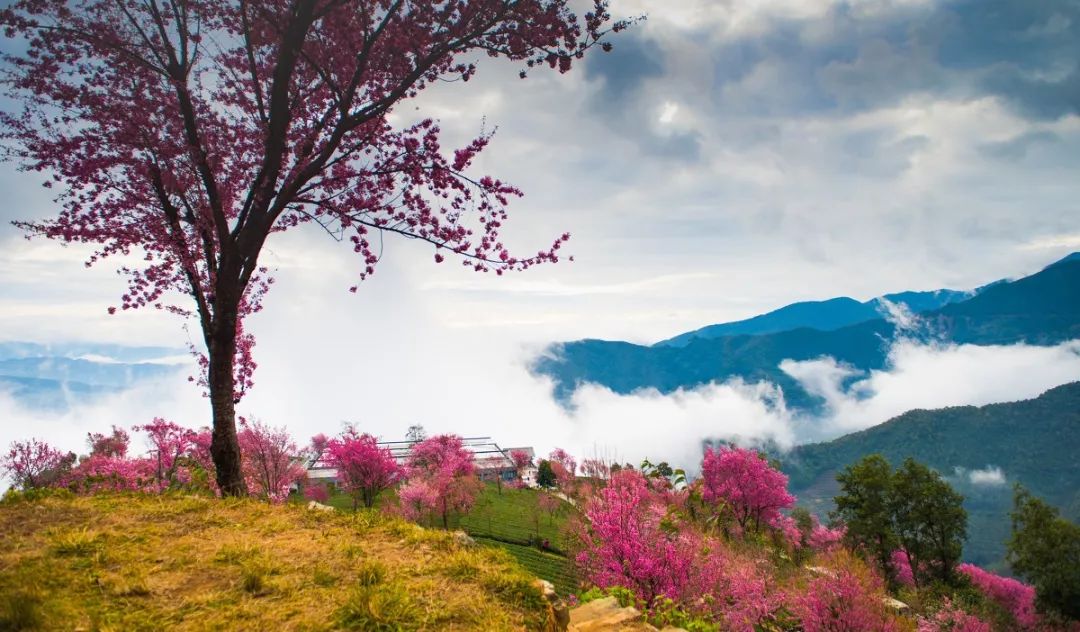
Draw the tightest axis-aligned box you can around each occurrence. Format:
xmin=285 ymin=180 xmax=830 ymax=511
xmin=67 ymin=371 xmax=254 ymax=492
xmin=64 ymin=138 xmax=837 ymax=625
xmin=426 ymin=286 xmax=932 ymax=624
xmin=1 ymin=0 xmax=1079 ymax=470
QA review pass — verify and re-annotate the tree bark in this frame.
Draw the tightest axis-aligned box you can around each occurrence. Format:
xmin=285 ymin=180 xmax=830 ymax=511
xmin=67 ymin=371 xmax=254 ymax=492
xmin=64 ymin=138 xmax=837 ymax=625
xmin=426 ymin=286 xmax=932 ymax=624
xmin=207 ymin=285 xmax=247 ymax=497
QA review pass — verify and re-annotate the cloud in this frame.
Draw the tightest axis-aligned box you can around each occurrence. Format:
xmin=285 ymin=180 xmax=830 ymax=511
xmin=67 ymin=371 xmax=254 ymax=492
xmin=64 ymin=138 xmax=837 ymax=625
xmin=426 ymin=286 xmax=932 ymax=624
xmin=961 ymin=465 xmax=1008 ymax=487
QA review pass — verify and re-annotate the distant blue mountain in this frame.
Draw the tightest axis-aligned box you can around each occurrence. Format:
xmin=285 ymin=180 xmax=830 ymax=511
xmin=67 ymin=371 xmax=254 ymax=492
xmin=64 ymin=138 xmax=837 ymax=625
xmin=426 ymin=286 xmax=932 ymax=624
xmin=533 ymin=255 xmax=1080 ymax=407
xmin=0 ymin=341 xmax=188 ymax=411
xmin=657 ymin=289 xmax=975 ymax=348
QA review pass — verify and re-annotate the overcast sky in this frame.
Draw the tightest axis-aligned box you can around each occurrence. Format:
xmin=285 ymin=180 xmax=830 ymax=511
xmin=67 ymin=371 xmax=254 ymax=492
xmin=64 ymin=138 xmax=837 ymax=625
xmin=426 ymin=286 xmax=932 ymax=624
xmin=1 ymin=0 xmax=1079 ymax=466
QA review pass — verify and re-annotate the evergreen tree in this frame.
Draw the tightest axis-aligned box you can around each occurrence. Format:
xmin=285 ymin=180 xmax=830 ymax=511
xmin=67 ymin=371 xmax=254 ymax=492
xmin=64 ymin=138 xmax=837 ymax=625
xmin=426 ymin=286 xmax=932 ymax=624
xmin=833 ymin=454 xmax=899 ymax=583
xmin=536 ymin=459 xmax=557 ymax=488
xmin=890 ymin=458 xmax=967 ymax=586
xmin=1008 ymin=486 xmax=1080 ymax=620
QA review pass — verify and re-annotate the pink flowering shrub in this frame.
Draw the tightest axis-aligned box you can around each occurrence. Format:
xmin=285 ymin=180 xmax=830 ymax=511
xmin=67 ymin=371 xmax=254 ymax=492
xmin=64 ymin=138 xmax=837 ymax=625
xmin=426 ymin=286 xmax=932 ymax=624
xmin=325 ymin=429 xmax=401 ymax=510
xmin=574 ymin=469 xmax=695 ymax=604
xmin=700 ymin=445 xmax=795 ymax=533
xmin=87 ymin=426 xmax=130 ymax=458
xmin=690 ymin=546 xmax=777 ymax=630
xmin=237 ymin=418 xmax=307 ymax=503
xmin=958 ymin=563 xmax=1038 ymax=629
xmin=304 ymin=484 xmax=330 ymax=504
xmin=917 ymin=599 xmax=992 ymax=632
xmin=809 ymin=520 xmax=845 ymax=552
xmin=791 ymin=552 xmax=899 ymax=632
xmin=892 ymin=550 xmax=916 ymax=588
xmin=403 ymin=435 xmax=481 ymax=528
xmin=2 ymin=438 xmax=71 ymax=490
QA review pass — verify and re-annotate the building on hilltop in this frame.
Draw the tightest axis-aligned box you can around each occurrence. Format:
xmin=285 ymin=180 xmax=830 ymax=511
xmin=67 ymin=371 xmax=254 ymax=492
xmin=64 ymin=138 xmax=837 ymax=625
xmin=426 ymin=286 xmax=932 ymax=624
xmin=305 ymin=436 xmax=538 ymax=488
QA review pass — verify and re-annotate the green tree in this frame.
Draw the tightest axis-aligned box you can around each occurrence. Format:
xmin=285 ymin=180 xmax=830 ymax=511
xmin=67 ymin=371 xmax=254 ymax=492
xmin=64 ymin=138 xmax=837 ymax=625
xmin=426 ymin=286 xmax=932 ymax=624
xmin=889 ymin=458 xmax=967 ymax=586
xmin=1008 ymin=486 xmax=1080 ymax=620
xmin=832 ymin=454 xmax=898 ymax=583
xmin=536 ymin=460 xmax=557 ymax=488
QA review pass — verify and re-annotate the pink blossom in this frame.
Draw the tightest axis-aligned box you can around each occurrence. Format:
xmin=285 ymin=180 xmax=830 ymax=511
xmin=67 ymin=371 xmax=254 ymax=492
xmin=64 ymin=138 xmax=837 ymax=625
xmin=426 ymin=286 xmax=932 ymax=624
xmin=1 ymin=438 xmax=69 ymax=489
xmin=958 ymin=563 xmax=1038 ymax=629
xmin=791 ymin=555 xmax=899 ymax=632
xmin=917 ymin=599 xmax=992 ymax=632
xmin=404 ymin=435 xmax=481 ymax=528
xmin=892 ymin=550 xmax=916 ymax=588
xmin=325 ymin=429 xmax=401 ymax=510
xmin=700 ymin=445 xmax=795 ymax=532
xmin=237 ymin=418 xmax=307 ymax=503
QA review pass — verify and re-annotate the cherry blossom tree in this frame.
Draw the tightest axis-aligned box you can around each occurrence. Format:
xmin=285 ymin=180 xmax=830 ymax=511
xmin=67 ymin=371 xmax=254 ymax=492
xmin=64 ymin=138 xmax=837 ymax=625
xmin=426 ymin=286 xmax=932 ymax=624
xmin=134 ymin=418 xmax=200 ymax=487
xmin=1 ymin=438 xmax=71 ymax=490
xmin=405 ymin=434 xmax=480 ymax=528
xmin=700 ymin=445 xmax=795 ymax=533
xmin=574 ymin=469 xmax=695 ymax=604
xmin=87 ymin=426 xmax=131 ymax=458
xmin=325 ymin=429 xmax=401 ymax=510
xmin=0 ymin=1 xmax=629 ymax=496
xmin=236 ymin=417 xmax=306 ymax=503
xmin=548 ymin=447 xmax=578 ymax=495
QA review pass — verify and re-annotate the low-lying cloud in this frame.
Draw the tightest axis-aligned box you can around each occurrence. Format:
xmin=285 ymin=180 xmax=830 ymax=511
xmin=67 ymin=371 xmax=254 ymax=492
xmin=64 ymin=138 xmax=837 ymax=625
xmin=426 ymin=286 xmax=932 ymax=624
xmin=4 ymin=332 xmax=1078 ymax=488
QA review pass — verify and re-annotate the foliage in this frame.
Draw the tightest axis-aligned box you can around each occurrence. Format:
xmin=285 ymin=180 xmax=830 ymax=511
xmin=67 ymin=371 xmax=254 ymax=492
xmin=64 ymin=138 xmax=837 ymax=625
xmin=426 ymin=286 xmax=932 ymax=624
xmin=833 ymin=455 xmax=967 ymax=588
xmin=574 ymin=469 xmax=695 ymax=604
xmin=700 ymin=445 xmax=795 ymax=533
xmin=536 ymin=460 xmax=557 ymax=488
xmin=890 ymin=458 xmax=968 ymax=586
xmin=789 ymin=552 xmax=900 ymax=632
xmin=325 ymin=429 xmax=401 ymax=510
xmin=237 ymin=417 xmax=308 ymax=503
xmin=1 ymin=438 xmax=71 ymax=490
xmin=957 ymin=563 xmax=1038 ymax=629
xmin=833 ymin=454 xmax=899 ymax=582
xmin=403 ymin=435 xmax=481 ymax=529
xmin=1007 ymin=486 xmax=1080 ymax=620
xmin=916 ymin=599 xmax=992 ymax=632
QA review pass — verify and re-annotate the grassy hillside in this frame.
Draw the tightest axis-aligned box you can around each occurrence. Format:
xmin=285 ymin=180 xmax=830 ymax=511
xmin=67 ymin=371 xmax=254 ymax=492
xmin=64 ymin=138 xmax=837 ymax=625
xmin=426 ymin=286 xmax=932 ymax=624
xmin=325 ymin=484 xmax=579 ymax=597
xmin=0 ymin=492 xmax=556 ymax=631
xmin=783 ymin=382 xmax=1080 ymax=570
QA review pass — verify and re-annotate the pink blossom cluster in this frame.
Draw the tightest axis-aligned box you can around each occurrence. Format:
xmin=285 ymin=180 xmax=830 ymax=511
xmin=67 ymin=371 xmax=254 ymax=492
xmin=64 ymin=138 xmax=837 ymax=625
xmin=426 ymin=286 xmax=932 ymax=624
xmin=575 ymin=469 xmax=695 ymax=604
xmin=917 ymin=599 xmax=992 ymax=632
xmin=400 ymin=435 xmax=481 ymax=528
xmin=1 ymin=438 xmax=70 ymax=490
xmin=791 ymin=554 xmax=900 ymax=632
xmin=237 ymin=418 xmax=308 ymax=503
xmin=5 ymin=418 xmax=308 ymax=503
xmin=958 ymin=563 xmax=1038 ymax=629
xmin=892 ymin=550 xmax=916 ymax=588
xmin=324 ymin=429 xmax=401 ymax=509
xmin=809 ymin=519 xmax=846 ymax=552
xmin=700 ymin=445 xmax=795 ymax=532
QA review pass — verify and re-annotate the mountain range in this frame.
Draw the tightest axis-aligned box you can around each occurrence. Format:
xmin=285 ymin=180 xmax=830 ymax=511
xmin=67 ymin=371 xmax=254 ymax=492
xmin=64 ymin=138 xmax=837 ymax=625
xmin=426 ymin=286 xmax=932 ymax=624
xmin=0 ymin=342 xmax=187 ymax=411
xmin=532 ymin=254 xmax=1080 ymax=408
xmin=780 ymin=381 xmax=1080 ymax=571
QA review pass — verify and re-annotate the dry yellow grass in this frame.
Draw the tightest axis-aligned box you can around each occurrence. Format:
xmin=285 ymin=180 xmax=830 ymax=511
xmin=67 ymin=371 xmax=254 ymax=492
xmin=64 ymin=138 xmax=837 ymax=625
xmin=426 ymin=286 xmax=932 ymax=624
xmin=0 ymin=491 xmax=554 ymax=631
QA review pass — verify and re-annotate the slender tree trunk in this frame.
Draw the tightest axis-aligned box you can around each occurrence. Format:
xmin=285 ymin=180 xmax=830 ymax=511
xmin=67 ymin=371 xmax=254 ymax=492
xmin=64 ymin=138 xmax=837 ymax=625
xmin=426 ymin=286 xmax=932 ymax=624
xmin=207 ymin=287 xmax=247 ymax=497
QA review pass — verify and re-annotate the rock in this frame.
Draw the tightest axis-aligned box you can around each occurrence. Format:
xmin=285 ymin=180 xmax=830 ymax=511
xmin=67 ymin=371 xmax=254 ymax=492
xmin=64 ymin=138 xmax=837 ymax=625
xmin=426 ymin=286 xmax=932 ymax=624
xmin=882 ymin=596 xmax=910 ymax=612
xmin=306 ymin=500 xmax=334 ymax=512
xmin=569 ymin=596 xmax=654 ymax=631
xmin=534 ymin=579 xmax=570 ymax=631
xmin=451 ymin=530 xmax=476 ymax=548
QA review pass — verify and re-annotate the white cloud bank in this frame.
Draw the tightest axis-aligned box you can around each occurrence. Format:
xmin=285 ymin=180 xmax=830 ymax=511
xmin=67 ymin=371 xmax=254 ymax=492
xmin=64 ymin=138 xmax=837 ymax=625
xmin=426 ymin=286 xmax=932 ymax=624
xmin=3 ymin=328 xmax=1077 ymax=487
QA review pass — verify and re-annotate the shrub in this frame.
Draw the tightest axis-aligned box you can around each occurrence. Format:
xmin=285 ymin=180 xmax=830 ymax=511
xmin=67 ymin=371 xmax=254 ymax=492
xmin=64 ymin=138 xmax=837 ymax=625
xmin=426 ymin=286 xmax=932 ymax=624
xmin=335 ymin=582 xmax=419 ymax=631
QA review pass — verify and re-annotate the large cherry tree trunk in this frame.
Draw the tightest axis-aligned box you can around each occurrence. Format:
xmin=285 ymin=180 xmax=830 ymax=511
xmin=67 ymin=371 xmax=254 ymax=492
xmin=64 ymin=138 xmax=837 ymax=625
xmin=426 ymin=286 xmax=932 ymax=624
xmin=206 ymin=277 xmax=247 ymax=496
